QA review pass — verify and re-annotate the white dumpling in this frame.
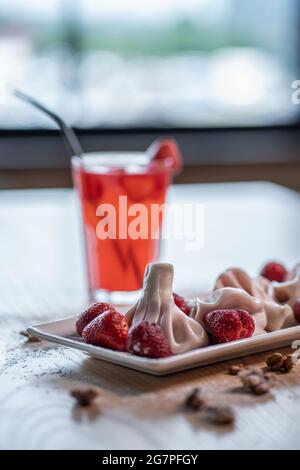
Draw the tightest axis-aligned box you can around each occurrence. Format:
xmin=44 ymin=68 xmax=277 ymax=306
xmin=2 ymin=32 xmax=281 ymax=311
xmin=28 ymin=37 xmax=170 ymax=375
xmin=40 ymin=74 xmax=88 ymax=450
xmin=126 ymin=263 xmax=209 ymax=354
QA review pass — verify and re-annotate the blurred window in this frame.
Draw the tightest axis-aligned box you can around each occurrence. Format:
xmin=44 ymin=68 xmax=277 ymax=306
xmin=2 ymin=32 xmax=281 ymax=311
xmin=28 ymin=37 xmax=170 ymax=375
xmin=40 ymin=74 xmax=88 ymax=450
xmin=0 ymin=0 xmax=299 ymax=129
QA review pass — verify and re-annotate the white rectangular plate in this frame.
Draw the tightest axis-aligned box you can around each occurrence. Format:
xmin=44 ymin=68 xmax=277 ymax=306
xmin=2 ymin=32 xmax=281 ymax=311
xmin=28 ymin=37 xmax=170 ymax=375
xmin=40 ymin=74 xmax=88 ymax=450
xmin=28 ymin=317 xmax=300 ymax=376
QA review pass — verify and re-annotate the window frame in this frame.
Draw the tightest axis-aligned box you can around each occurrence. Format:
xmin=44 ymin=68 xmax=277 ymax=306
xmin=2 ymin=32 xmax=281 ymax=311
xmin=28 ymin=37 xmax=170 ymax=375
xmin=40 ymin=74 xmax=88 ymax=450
xmin=0 ymin=122 xmax=300 ymax=171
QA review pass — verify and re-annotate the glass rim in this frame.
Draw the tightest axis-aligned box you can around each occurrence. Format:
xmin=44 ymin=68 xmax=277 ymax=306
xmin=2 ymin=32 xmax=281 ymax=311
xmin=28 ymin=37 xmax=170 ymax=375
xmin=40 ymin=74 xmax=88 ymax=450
xmin=71 ymin=151 xmax=172 ymax=174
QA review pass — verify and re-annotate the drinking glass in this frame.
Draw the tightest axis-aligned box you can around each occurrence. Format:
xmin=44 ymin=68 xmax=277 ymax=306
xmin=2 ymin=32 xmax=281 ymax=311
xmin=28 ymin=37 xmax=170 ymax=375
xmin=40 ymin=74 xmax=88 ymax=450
xmin=72 ymin=152 xmax=172 ymax=304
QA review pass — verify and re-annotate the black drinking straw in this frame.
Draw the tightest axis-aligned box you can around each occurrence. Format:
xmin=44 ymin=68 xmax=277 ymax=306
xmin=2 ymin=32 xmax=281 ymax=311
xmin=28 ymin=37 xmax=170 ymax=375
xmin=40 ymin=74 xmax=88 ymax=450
xmin=13 ymin=89 xmax=144 ymax=291
xmin=13 ymin=89 xmax=83 ymax=157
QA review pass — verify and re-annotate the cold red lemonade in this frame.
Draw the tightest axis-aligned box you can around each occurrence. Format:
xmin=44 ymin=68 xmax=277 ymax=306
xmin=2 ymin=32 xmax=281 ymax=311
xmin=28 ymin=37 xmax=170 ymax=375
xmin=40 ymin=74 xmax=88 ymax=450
xmin=72 ymin=153 xmax=171 ymax=298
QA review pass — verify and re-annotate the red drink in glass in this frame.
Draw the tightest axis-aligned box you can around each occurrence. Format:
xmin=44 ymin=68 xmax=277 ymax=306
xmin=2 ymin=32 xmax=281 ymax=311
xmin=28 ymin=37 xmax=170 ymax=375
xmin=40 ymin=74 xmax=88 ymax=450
xmin=72 ymin=152 xmax=172 ymax=303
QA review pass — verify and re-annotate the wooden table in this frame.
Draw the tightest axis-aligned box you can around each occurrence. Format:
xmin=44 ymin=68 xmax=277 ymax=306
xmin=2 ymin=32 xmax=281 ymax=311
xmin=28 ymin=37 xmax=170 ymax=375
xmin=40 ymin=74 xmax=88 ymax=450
xmin=1 ymin=182 xmax=300 ymax=450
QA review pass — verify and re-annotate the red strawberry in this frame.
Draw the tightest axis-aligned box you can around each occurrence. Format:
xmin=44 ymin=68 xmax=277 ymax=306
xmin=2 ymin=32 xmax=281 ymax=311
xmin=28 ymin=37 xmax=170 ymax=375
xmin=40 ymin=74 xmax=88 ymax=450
xmin=237 ymin=310 xmax=256 ymax=338
xmin=82 ymin=310 xmax=128 ymax=351
xmin=81 ymin=173 xmax=104 ymax=202
xmin=76 ymin=302 xmax=115 ymax=336
xmin=205 ymin=309 xmax=255 ymax=344
xmin=119 ymin=174 xmax=156 ymax=202
xmin=173 ymin=293 xmax=190 ymax=315
xmin=260 ymin=262 xmax=287 ymax=282
xmin=146 ymin=138 xmax=182 ymax=174
xmin=293 ymin=298 xmax=300 ymax=324
xmin=127 ymin=321 xmax=172 ymax=358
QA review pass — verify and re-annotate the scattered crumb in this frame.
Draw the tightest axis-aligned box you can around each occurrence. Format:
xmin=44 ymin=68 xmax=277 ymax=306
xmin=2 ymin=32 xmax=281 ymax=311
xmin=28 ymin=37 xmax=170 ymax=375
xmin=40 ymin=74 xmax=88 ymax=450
xmin=184 ymin=388 xmax=234 ymax=426
xmin=266 ymin=352 xmax=295 ymax=373
xmin=266 ymin=353 xmax=285 ymax=371
xmin=239 ymin=367 xmax=272 ymax=395
xmin=283 ymin=354 xmax=294 ymax=373
xmin=228 ymin=364 xmax=244 ymax=376
xmin=203 ymin=405 xmax=235 ymax=425
xmin=20 ymin=330 xmax=40 ymax=343
xmin=70 ymin=387 xmax=101 ymax=407
xmin=185 ymin=388 xmax=205 ymax=411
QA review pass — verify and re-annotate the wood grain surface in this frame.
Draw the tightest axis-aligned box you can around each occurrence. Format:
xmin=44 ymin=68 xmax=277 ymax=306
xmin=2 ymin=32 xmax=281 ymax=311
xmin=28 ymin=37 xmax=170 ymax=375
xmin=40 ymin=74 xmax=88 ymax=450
xmin=0 ymin=182 xmax=300 ymax=450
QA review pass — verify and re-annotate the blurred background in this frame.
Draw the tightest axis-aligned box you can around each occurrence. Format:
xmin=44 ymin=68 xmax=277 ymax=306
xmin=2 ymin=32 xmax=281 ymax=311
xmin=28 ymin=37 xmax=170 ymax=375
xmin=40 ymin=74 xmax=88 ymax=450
xmin=0 ymin=0 xmax=300 ymax=189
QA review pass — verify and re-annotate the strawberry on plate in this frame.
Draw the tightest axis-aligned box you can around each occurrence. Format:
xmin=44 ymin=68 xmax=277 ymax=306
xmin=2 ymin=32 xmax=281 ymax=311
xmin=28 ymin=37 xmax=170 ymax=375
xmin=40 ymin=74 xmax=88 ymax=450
xmin=260 ymin=262 xmax=287 ymax=283
xmin=205 ymin=309 xmax=255 ymax=344
xmin=119 ymin=174 xmax=157 ymax=202
xmin=76 ymin=302 xmax=115 ymax=336
xmin=127 ymin=321 xmax=172 ymax=358
xmin=82 ymin=309 xmax=128 ymax=351
xmin=293 ymin=298 xmax=300 ymax=324
xmin=173 ymin=293 xmax=191 ymax=315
